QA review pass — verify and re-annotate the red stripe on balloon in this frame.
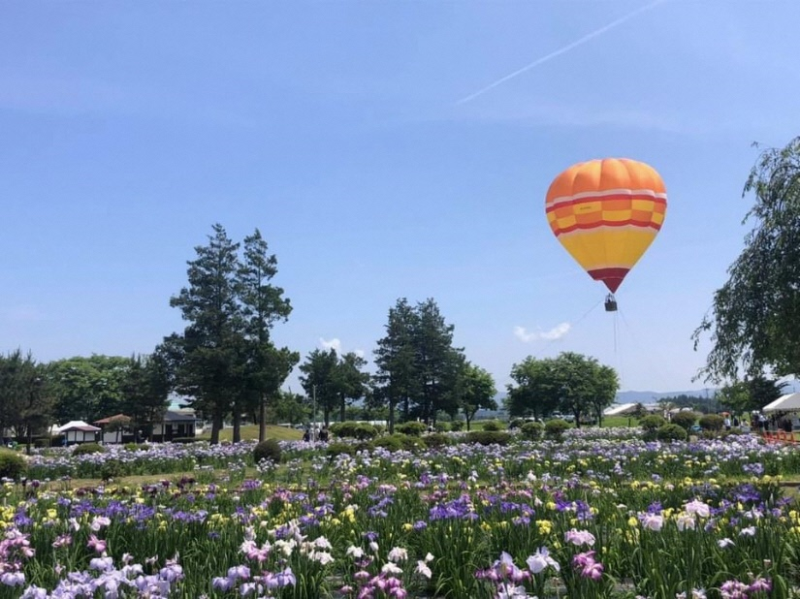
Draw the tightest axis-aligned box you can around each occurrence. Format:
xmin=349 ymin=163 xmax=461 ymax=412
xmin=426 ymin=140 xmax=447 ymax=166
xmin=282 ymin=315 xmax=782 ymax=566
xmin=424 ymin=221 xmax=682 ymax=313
xmin=546 ymin=194 xmax=667 ymax=213
xmin=553 ymin=219 xmax=663 ymax=235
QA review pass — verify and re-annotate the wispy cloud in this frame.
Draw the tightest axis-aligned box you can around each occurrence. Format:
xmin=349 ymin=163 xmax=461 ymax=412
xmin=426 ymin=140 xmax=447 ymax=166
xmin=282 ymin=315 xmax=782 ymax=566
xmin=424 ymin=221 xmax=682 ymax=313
xmin=319 ymin=337 xmax=342 ymax=353
xmin=457 ymin=0 xmax=667 ymax=105
xmin=319 ymin=338 xmax=367 ymax=359
xmin=514 ymin=323 xmax=571 ymax=343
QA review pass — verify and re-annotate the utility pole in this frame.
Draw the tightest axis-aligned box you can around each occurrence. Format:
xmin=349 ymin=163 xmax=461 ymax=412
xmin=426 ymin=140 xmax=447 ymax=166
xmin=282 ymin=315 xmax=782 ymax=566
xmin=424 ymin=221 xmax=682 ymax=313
xmin=312 ymin=384 xmax=317 ymax=442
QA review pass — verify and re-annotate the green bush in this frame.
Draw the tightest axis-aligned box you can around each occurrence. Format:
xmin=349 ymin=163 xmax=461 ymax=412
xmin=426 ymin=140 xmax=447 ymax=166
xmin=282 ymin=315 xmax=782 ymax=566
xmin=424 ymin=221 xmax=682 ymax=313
xmin=326 ymin=442 xmax=357 ymax=458
xmin=463 ymin=431 xmax=512 ymax=446
xmin=0 ymin=449 xmax=27 ymax=481
xmin=374 ymin=434 xmax=426 ymax=452
xmin=33 ymin=438 xmax=50 ymax=448
xmin=656 ymin=423 xmax=688 ymax=442
xmin=331 ymin=422 xmax=379 ymax=440
xmin=481 ymin=420 xmax=505 ymax=432
xmin=395 ymin=422 xmax=427 ymax=437
xmin=520 ymin=421 xmax=544 ymax=441
xmin=434 ymin=422 xmax=449 ymax=433
xmin=100 ymin=460 xmax=124 ymax=481
xmin=171 ymin=437 xmax=198 ymax=444
xmin=450 ymin=421 xmax=464 ymax=432
xmin=639 ymin=415 xmax=667 ymax=432
xmin=423 ymin=433 xmax=451 ymax=448
xmin=253 ymin=439 xmax=282 ymax=465
xmin=509 ymin=419 xmax=525 ymax=430
xmin=545 ymin=419 xmax=570 ymax=440
xmin=72 ymin=443 xmax=104 ymax=456
xmin=670 ymin=411 xmax=698 ymax=431
xmin=124 ymin=443 xmax=151 ymax=452
xmin=699 ymin=414 xmax=725 ymax=432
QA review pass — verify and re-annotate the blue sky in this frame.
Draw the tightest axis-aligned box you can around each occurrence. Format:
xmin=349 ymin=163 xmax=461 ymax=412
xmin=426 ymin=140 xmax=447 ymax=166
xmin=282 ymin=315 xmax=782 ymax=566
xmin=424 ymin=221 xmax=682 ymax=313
xmin=1 ymin=0 xmax=798 ymax=395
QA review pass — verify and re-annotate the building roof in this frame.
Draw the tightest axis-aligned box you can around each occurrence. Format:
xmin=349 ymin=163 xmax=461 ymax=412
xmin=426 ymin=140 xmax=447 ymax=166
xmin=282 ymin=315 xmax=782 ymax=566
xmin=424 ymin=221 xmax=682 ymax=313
xmin=57 ymin=421 xmax=101 ymax=433
xmin=162 ymin=410 xmax=197 ymax=422
xmin=94 ymin=414 xmax=131 ymax=425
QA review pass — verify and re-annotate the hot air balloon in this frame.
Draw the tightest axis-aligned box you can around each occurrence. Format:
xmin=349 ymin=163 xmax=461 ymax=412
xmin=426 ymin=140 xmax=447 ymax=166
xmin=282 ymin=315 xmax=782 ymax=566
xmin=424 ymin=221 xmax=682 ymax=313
xmin=545 ymin=158 xmax=667 ymax=311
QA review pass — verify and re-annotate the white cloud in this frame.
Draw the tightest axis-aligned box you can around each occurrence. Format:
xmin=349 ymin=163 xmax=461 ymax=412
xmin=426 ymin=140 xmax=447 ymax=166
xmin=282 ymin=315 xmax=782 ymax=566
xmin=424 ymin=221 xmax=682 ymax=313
xmin=319 ymin=337 xmax=342 ymax=353
xmin=514 ymin=323 xmax=571 ymax=343
xmin=354 ymin=349 xmax=365 ymax=358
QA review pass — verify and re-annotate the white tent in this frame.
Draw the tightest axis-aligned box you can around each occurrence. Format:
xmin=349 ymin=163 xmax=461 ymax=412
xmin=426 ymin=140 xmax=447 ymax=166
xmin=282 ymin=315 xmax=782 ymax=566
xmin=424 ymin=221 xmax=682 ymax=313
xmin=762 ymin=393 xmax=800 ymax=413
xmin=604 ymin=403 xmax=639 ymax=417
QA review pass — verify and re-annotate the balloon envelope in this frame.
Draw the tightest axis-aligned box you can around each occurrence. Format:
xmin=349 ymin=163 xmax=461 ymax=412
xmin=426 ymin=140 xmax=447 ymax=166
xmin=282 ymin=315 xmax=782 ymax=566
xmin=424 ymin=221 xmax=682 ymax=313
xmin=545 ymin=158 xmax=667 ymax=293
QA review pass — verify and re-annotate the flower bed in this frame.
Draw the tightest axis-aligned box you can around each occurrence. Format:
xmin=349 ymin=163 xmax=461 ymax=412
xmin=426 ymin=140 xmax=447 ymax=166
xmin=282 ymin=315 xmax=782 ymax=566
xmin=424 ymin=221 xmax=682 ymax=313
xmin=0 ymin=430 xmax=796 ymax=598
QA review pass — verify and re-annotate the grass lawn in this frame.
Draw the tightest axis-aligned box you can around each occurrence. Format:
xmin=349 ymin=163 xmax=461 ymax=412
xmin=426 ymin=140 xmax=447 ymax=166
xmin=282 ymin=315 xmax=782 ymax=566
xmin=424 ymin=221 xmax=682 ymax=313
xmin=601 ymin=415 xmax=641 ymax=428
xmin=197 ymin=424 xmax=303 ymax=442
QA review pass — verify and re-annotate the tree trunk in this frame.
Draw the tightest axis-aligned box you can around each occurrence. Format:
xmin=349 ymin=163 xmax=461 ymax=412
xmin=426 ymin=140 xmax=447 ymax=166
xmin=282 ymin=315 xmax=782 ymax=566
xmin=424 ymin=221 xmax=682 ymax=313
xmin=465 ymin=413 xmax=472 ymax=431
xmin=574 ymin=410 xmax=581 ymax=429
xmin=258 ymin=392 xmax=266 ymax=443
xmin=26 ymin=424 xmax=32 ymax=456
xmin=210 ymin=411 xmax=224 ymax=444
xmin=388 ymin=401 xmax=395 ymax=434
xmin=340 ymin=394 xmax=346 ymax=423
xmin=232 ymin=410 xmax=241 ymax=444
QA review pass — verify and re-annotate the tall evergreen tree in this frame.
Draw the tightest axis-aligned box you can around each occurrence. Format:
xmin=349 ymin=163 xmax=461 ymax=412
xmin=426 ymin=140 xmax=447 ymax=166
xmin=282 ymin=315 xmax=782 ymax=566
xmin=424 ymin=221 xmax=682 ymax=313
xmin=413 ymin=299 xmax=463 ymax=424
xmin=238 ymin=229 xmax=297 ymax=442
xmin=168 ymin=224 xmax=243 ymax=444
xmin=374 ymin=298 xmax=419 ymax=433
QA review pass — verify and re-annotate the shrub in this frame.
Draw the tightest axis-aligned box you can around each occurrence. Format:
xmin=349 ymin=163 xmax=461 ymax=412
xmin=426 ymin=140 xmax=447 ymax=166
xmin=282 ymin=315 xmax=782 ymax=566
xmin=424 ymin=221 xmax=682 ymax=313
xmin=253 ymin=439 xmax=282 ymax=465
xmin=463 ymin=431 xmax=512 ymax=446
xmin=72 ymin=443 xmax=104 ymax=456
xmin=520 ymin=421 xmax=544 ymax=441
xmin=100 ymin=460 xmax=124 ymax=481
xmin=434 ymin=422 xmax=449 ymax=433
xmin=699 ymin=414 xmax=725 ymax=432
xmin=545 ymin=419 xmax=570 ymax=440
xmin=639 ymin=415 xmax=667 ymax=432
xmin=450 ymin=421 xmax=464 ymax=432
xmin=395 ymin=422 xmax=427 ymax=437
xmin=33 ymin=438 xmax=50 ymax=448
xmin=326 ymin=442 xmax=357 ymax=458
xmin=332 ymin=422 xmax=379 ymax=440
xmin=124 ymin=443 xmax=151 ymax=452
xmin=481 ymin=420 xmax=505 ymax=432
xmin=670 ymin=411 xmax=698 ymax=431
xmin=371 ymin=436 xmax=402 ymax=452
xmin=657 ymin=423 xmax=688 ymax=442
xmin=509 ymin=419 xmax=525 ymax=430
xmin=423 ymin=433 xmax=451 ymax=448
xmin=0 ymin=449 xmax=26 ymax=481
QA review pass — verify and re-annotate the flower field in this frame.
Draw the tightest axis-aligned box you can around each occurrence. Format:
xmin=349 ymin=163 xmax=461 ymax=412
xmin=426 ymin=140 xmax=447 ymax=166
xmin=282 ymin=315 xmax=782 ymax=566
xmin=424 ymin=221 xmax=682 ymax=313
xmin=2 ymin=430 xmax=800 ymax=598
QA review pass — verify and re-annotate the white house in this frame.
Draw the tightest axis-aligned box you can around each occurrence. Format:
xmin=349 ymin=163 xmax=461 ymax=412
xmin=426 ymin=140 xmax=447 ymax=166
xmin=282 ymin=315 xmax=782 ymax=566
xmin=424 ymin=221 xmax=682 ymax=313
xmin=57 ymin=421 xmax=101 ymax=445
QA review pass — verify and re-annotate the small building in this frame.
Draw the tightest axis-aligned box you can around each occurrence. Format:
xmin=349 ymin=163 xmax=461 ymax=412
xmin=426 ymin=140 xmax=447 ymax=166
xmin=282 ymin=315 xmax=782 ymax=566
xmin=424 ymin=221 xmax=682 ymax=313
xmin=94 ymin=414 xmax=135 ymax=444
xmin=57 ymin=421 xmax=101 ymax=445
xmin=152 ymin=410 xmax=198 ymax=442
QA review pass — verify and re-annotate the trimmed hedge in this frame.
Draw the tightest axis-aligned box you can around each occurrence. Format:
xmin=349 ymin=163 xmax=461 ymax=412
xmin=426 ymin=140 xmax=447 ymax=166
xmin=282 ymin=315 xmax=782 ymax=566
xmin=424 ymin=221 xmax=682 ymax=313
xmin=395 ymin=422 xmax=427 ymax=437
xmin=72 ymin=443 xmax=104 ymax=456
xmin=520 ymin=421 xmax=544 ymax=441
xmin=463 ymin=431 xmax=512 ymax=446
xmin=253 ymin=439 xmax=282 ymax=464
xmin=0 ymin=449 xmax=26 ymax=481
xmin=544 ymin=419 xmax=570 ymax=440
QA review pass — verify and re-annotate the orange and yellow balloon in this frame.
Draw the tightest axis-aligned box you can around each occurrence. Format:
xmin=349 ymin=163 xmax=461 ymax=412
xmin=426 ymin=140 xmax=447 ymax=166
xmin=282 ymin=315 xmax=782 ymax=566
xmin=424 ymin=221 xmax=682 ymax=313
xmin=545 ymin=158 xmax=667 ymax=294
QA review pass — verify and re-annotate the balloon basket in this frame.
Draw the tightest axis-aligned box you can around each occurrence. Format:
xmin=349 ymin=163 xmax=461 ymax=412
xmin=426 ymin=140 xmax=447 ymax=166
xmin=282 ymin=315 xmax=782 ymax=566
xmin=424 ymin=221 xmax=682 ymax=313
xmin=604 ymin=294 xmax=618 ymax=312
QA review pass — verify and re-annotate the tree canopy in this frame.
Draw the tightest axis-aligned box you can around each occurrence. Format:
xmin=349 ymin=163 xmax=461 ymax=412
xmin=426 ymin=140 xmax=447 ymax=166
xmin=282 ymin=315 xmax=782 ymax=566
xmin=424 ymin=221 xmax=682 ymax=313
xmin=506 ymin=352 xmax=619 ymax=426
xmin=694 ymin=137 xmax=800 ymax=383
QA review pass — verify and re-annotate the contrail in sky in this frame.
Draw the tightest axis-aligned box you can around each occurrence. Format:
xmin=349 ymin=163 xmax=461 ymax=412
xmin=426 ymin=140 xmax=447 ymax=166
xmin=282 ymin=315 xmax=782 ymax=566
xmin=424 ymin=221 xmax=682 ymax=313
xmin=456 ymin=0 xmax=668 ymax=105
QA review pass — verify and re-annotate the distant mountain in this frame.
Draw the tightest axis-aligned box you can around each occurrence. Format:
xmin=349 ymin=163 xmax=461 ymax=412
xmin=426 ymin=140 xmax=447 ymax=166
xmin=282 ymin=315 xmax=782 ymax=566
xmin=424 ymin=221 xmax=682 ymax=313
xmin=494 ymin=390 xmax=716 ymax=406
xmin=614 ymin=390 xmax=716 ymax=404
